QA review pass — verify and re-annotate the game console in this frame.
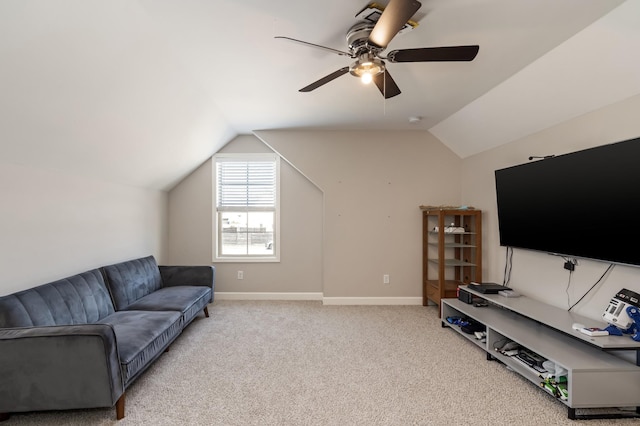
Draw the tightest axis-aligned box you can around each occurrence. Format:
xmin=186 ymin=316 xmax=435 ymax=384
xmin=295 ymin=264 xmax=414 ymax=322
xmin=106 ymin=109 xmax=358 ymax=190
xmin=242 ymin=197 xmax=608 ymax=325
xmin=458 ymin=288 xmax=474 ymax=304
xmin=515 ymin=348 xmax=546 ymax=368
xmin=468 ymin=282 xmax=510 ymax=294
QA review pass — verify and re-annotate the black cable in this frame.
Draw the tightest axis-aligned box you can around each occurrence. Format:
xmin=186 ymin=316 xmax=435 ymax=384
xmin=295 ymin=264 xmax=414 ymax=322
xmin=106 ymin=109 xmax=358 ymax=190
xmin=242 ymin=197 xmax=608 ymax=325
xmin=561 ymin=256 xmax=577 ymax=307
xmin=509 ymin=248 xmax=513 ymax=283
xmin=565 ymin=269 xmax=573 ymax=308
xmin=507 ymin=247 xmax=513 ymax=285
xmin=568 ymin=264 xmax=615 ymax=311
xmin=503 ymin=247 xmax=508 ymax=285
xmin=503 ymin=246 xmax=513 ymax=286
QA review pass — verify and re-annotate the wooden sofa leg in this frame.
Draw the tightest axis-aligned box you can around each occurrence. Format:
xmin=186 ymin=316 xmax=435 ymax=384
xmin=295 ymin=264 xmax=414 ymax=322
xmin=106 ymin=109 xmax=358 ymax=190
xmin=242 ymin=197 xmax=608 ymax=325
xmin=204 ymin=306 xmax=210 ymax=318
xmin=0 ymin=413 xmax=10 ymax=422
xmin=116 ymin=393 xmax=125 ymax=420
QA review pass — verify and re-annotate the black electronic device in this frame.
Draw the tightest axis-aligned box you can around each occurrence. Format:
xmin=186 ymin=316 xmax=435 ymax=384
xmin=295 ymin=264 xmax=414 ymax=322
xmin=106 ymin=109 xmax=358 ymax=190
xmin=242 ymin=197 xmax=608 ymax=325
xmin=468 ymin=283 xmax=510 ymax=294
xmin=460 ymin=319 xmax=485 ymax=335
xmin=495 ymin=136 xmax=640 ymax=267
xmin=458 ymin=288 xmax=474 ymax=304
xmin=515 ymin=348 xmax=546 ymax=368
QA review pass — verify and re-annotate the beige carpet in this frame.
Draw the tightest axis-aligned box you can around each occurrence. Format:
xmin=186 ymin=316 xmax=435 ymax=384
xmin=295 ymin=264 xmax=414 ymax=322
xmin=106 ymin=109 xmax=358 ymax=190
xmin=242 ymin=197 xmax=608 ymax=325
xmin=5 ymin=301 xmax=640 ymax=425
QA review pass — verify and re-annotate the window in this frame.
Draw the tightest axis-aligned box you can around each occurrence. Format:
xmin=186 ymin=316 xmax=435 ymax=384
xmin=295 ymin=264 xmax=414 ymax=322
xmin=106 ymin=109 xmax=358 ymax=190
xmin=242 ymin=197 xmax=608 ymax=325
xmin=213 ymin=153 xmax=280 ymax=261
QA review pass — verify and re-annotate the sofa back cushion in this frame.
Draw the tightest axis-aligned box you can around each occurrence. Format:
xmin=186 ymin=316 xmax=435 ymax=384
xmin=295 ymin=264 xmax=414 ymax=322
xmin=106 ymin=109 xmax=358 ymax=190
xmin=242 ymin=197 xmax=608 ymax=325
xmin=101 ymin=255 xmax=163 ymax=310
xmin=0 ymin=269 xmax=115 ymax=328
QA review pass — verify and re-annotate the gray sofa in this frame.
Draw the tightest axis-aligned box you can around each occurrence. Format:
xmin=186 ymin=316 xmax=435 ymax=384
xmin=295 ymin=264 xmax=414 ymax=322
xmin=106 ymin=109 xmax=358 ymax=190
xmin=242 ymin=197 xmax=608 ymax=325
xmin=0 ymin=255 xmax=214 ymax=421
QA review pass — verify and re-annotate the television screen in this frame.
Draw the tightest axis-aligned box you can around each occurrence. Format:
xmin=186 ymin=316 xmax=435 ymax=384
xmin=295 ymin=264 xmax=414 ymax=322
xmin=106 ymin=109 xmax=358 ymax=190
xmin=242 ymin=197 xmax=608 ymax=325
xmin=494 ymin=137 xmax=640 ymax=266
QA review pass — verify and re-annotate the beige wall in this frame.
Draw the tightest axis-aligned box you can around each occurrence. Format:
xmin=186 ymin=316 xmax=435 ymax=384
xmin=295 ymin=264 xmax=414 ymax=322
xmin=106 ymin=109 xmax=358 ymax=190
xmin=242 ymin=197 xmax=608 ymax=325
xmin=168 ymin=157 xmax=214 ymax=265
xmin=6 ymin=94 xmax=638 ymax=312
xmin=0 ymin=163 xmax=168 ymax=296
xmin=256 ymin=129 xmax=462 ymax=300
xmin=168 ymin=135 xmax=324 ymax=294
xmin=8 ymin=94 xmax=635 ymax=312
xmin=462 ymin=93 xmax=640 ymax=320
xmin=168 ymin=130 xmax=462 ymax=300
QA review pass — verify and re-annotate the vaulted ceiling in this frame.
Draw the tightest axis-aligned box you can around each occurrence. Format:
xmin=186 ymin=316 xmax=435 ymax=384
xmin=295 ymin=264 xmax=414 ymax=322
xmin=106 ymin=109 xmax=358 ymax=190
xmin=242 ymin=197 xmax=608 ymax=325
xmin=1 ymin=0 xmax=638 ymax=190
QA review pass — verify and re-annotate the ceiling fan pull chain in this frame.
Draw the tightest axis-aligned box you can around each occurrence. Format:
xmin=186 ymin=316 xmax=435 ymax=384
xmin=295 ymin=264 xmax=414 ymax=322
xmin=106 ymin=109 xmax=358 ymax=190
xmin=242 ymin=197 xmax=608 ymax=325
xmin=383 ymin=71 xmax=386 ymax=115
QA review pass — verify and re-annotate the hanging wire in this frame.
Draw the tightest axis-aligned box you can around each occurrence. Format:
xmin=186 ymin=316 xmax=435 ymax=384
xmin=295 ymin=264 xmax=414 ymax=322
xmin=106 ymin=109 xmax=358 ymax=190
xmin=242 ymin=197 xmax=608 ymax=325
xmin=503 ymin=246 xmax=513 ymax=286
xmin=565 ymin=267 xmax=573 ymax=308
xmin=568 ymin=264 xmax=615 ymax=311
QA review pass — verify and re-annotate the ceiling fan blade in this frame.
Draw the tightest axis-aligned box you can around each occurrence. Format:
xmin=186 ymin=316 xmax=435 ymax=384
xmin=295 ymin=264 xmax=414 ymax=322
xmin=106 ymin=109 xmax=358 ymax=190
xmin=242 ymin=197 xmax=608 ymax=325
xmin=387 ymin=45 xmax=479 ymax=62
xmin=299 ymin=67 xmax=350 ymax=92
xmin=373 ymin=70 xmax=401 ymax=99
xmin=275 ymin=36 xmax=352 ymax=57
xmin=367 ymin=0 xmax=421 ymax=49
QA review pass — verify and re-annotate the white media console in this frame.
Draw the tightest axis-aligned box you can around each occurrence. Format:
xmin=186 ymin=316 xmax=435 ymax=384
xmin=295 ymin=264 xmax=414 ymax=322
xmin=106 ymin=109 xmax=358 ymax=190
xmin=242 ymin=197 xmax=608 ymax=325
xmin=441 ymin=286 xmax=640 ymax=420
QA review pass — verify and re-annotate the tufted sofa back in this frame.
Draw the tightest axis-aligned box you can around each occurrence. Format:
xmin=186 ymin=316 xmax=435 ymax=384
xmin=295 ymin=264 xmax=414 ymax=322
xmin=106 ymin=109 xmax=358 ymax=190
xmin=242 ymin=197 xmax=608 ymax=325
xmin=101 ymin=255 xmax=163 ymax=311
xmin=0 ymin=269 xmax=115 ymax=328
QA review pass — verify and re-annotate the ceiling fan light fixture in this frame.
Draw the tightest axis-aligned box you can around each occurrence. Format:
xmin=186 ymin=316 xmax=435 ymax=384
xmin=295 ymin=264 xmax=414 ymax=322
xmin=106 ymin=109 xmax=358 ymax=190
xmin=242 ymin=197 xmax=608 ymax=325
xmin=281 ymin=0 xmax=478 ymax=99
xmin=349 ymin=53 xmax=385 ymax=83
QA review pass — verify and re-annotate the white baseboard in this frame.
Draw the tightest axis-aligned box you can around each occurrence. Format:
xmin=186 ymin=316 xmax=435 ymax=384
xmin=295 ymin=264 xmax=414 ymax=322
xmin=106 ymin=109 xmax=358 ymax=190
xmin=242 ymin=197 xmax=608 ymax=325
xmin=215 ymin=292 xmax=323 ymax=301
xmin=322 ymin=297 xmax=423 ymax=305
xmin=215 ymin=293 xmax=422 ymax=305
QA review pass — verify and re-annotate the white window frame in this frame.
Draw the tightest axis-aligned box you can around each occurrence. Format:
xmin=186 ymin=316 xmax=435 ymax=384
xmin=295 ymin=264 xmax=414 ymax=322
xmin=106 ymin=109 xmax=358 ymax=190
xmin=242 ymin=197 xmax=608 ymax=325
xmin=213 ymin=153 xmax=280 ymax=262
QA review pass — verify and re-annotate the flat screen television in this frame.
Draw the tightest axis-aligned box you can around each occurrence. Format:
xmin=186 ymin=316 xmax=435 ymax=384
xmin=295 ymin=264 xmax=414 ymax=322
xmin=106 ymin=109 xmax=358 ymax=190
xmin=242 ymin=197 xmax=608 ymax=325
xmin=494 ymin=136 xmax=640 ymax=267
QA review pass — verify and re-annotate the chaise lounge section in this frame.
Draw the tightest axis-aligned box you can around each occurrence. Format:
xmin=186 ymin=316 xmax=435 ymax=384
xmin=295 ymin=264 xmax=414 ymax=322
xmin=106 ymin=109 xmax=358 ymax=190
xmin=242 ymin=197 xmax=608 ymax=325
xmin=0 ymin=255 xmax=214 ymax=421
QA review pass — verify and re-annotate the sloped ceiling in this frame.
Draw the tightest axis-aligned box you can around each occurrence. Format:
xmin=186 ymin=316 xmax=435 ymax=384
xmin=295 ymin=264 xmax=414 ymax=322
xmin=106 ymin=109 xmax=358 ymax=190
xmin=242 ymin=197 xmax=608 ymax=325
xmin=431 ymin=0 xmax=640 ymax=157
xmin=0 ymin=0 xmax=636 ymax=190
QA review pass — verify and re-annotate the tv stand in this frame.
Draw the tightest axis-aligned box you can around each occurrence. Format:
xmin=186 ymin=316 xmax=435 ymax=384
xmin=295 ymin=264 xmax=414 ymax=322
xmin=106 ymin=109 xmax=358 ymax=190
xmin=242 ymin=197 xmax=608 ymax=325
xmin=441 ymin=287 xmax=640 ymax=419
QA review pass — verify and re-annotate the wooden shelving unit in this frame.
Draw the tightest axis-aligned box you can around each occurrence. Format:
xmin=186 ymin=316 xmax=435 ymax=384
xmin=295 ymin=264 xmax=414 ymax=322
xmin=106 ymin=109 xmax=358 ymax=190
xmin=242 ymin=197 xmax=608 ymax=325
xmin=420 ymin=207 xmax=482 ymax=310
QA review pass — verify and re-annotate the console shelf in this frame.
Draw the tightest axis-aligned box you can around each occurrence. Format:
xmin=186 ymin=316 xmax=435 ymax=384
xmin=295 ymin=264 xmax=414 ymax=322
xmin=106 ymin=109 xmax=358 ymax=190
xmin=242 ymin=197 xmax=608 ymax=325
xmin=442 ymin=290 xmax=640 ymax=419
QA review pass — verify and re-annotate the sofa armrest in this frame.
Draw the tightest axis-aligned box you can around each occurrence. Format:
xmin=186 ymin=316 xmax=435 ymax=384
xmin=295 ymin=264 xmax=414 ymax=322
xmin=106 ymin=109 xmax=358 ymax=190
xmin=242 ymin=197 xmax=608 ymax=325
xmin=0 ymin=324 xmax=124 ymax=414
xmin=159 ymin=265 xmax=215 ymax=293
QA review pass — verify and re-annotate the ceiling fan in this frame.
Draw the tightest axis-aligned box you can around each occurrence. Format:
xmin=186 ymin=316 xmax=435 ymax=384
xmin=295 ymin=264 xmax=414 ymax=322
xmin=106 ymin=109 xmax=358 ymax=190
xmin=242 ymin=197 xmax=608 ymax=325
xmin=276 ymin=0 xmax=479 ymax=99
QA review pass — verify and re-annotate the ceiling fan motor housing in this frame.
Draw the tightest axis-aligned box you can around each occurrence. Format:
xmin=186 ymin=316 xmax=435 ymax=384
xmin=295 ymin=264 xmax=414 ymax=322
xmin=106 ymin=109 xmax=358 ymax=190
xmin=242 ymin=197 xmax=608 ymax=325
xmin=347 ymin=22 xmax=386 ymax=78
xmin=347 ymin=22 xmax=380 ymax=56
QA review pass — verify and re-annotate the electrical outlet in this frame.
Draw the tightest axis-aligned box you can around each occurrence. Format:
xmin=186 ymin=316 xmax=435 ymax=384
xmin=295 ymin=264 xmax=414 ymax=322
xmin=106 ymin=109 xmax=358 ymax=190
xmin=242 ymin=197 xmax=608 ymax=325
xmin=383 ymin=274 xmax=390 ymax=284
xmin=237 ymin=270 xmax=244 ymax=280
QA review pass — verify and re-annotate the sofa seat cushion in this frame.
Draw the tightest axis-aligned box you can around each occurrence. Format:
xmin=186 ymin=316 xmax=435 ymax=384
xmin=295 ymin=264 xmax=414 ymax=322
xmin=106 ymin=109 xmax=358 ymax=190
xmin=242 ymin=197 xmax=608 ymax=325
xmin=98 ymin=310 xmax=181 ymax=385
xmin=123 ymin=286 xmax=212 ymax=326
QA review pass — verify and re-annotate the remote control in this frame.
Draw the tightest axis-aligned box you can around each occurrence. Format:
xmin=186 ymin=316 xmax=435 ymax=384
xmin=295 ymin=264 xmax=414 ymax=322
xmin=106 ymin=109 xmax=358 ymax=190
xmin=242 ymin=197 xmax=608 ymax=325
xmin=578 ymin=327 xmax=608 ymax=337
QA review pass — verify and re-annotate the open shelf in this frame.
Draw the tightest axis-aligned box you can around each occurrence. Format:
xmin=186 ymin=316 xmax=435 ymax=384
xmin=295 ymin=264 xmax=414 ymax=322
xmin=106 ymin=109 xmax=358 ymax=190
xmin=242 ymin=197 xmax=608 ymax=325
xmin=441 ymin=293 xmax=640 ymax=419
xmin=421 ymin=207 xmax=481 ymax=310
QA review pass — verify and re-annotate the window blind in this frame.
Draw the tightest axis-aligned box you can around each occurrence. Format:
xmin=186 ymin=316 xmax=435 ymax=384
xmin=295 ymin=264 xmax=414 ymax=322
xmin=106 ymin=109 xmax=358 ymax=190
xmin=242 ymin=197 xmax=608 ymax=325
xmin=216 ymin=160 xmax=276 ymax=208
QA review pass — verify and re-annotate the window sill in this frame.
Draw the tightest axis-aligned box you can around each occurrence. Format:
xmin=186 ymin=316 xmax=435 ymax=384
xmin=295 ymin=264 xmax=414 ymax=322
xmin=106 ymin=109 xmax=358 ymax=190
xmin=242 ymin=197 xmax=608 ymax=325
xmin=213 ymin=257 xmax=280 ymax=263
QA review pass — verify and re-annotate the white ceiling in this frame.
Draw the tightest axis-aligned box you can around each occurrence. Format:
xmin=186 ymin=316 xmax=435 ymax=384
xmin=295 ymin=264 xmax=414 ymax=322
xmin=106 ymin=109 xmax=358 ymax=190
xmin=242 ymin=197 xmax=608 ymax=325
xmin=1 ymin=0 xmax=637 ymax=190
